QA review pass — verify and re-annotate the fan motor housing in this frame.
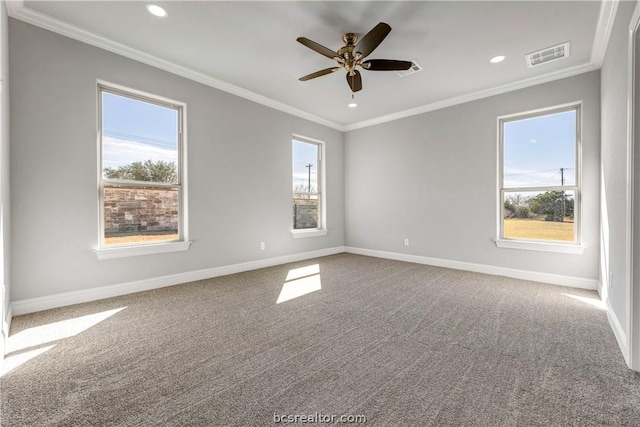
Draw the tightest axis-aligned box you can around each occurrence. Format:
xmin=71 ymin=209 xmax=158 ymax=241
xmin=338 ymin=44 xmax=356 ymax=59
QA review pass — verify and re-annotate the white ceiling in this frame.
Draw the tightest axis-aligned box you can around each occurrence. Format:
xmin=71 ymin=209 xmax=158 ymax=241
xmin=9 ymin=1 xmax=615 ymax=131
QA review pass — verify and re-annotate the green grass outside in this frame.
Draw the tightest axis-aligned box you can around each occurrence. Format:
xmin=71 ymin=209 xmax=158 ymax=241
xmin=504 ymin=218 xmax=574 ymax=241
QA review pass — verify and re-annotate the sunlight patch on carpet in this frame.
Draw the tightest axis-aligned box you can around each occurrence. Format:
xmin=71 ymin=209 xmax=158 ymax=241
xmin=1 ymin=345 xmax=55 ymax=376
xmin=2 ymin=307 xmax=127 ymax=376
xmin=278 ymin=264 xmax=321 ymax=304
xmin=561 ymin=293 xmax=606 ymax=310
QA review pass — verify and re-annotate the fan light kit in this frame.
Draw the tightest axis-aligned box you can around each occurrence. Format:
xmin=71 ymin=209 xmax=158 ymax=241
xmin=146 ymin=4 xmax=167 ymax=18
xmin=297 ymin=22 xmax=413 ymax=93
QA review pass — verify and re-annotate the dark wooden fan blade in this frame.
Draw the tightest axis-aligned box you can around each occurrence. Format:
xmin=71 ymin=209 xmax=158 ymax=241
xmin=299 ymin=67 xmax=340 ymax=81
xmin=297 ymin=37 xmax=338 ymax=60
xmin=355 ymin=22 xmax=391 ymax=58
xmin=346 ymin=70 xmax=362 ymax=92
xmin=363 ymin=59 xmax=413 ymax=71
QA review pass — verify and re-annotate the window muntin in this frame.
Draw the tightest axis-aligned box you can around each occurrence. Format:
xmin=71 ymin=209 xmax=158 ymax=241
xmin=499 ymin=105 xmax=580 ymax=244
xmin=99 ymin=85 xmax=184 ymax=247
xmin=292 ymin=138 xmax=322 ymax=230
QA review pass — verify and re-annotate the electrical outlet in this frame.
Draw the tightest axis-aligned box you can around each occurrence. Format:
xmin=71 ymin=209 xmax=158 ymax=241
xmin=403 ymin=238 xmax=409 ymax=246
xmin=260 ymin=242 xmax=266 ymax=250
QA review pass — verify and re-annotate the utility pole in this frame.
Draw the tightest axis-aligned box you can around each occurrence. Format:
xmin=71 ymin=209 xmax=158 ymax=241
xmin=306 ymin=163 xmax=313 ymax=195
xmin=560 ymin=167 xmax=565 ymax=221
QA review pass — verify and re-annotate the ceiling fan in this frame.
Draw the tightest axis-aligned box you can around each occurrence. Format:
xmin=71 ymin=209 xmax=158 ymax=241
xmin=297 ymin=22 xmax=413 ymax=93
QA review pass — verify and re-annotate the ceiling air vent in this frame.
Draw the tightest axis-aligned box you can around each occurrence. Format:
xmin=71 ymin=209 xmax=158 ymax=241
xmin=395 ymin=61 xmax=422 ymax=77
xmin=525 ymin=42 xmax=570 ymax=68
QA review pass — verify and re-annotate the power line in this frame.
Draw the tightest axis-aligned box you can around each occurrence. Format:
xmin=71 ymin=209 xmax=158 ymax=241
xmin=504 ymin=168 xmax=559 ymax=176
xmin=504 ymin=167 xmax=574 ymax=177
xmin=103 ymin=130 xmax=177 ymax=149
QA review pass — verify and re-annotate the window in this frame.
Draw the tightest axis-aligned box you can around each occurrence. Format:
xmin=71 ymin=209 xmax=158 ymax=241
xmin=292 ymin=136 xmax=326 ymax=237
xmin=97 ymin=84 xmax=188 ymax=258
xmin=497 ymin=104 xmax=581 ymax=251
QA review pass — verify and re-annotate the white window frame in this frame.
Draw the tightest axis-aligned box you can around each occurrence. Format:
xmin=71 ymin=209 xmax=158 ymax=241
xmin=494 ymin=102 xmax=584 ymax=254
xmin=291 ymin=134 xmax=327 ymax=238
xmin=95 ymin=82 xmax=190 ymax=259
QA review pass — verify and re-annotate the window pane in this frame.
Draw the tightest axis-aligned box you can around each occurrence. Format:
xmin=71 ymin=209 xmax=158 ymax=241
xmin=104 ymin=186 xmax=179 ymax=245
xmin=292 ymin=138 xmax=320 ymax=231
xmin=102 ymin=91 xmax=179 ymax=184
xmin=292 ymin=140 xmax=318 ymax=193
xmin=293 ymin=194 xmax=318 ymax=230
xmin=503 ymin=190 xmax=575 ymax=241
xmin=503 ymin=110 xmax=576 ymax=188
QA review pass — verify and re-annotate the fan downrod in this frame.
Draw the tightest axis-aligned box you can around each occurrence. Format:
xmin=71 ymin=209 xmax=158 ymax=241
xmin=342 ymin=33 xmax=358 ymax=46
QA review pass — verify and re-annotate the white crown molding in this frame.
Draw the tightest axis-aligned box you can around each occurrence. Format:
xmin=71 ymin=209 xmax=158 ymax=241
xmin=343 ymin=62 xmax=599 ymax=131
xmin=5 ymin=1 xmax=21 ymax=18
xmin=6 ymin=1 xmax=345 ymax=132
xmin=591 ymin=0 xmax=620 ymax=67
xmin=11 ymin=246 xmax=346 ymax=316
xmin=6 ymin=0 xmax=620 ymax=133
xmin=341 ymin=0 xmax=621 ymax=132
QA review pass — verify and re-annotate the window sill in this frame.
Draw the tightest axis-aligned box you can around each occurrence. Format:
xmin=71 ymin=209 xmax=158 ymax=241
xmin=291 ymin=229 xmax=328 ymax=239
xmin=95 ymin=241 xmax=192 ymax=260
xmin=494 ymin=239 xmax=585 ymax=254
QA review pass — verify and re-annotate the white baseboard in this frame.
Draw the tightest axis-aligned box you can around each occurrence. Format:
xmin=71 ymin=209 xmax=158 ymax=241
xmin=1 ymin=302 xmax=10 ymax=358
xmin=3 ymin=303 xmax=11 ymax=336
xmin=604 ymin=297 xmax=629 ymax=366
xmin=11 ymin=246 xmax=345 ymax=316
xmin=9 ymin=245 xmax=601 ymax=317
xmin=344 ymin=246 xmax=599 ymax=290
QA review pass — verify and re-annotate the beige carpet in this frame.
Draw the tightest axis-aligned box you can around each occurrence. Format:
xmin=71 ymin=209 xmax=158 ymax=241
xmin=2 ymin=253 xmax=639 ymax=426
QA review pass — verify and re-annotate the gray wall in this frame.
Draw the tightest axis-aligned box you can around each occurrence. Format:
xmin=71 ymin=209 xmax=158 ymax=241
xmin=345 ymin=71 xmax=600 ymax=280
xmin=1 ymin=2 xmax=9 ymax=349
xmin=9 ymin=20 xmax=344 ymax=301
xmin=600 ymin=1 xmax=637 ymax=344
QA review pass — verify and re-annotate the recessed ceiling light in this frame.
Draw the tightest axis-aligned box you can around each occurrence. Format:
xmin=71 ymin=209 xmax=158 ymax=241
xmin=490 ymin=55 xmax=506 ymax=64
xmin=348 ymin=102 xmax=357 ymax=108
xmin=146 ymin=4 xmax=168 ymax=18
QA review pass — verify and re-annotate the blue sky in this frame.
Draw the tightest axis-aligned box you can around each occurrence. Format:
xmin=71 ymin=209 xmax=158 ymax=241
xmin=503 ymin=109 xmax=576 ymax=188
xmin=103 ymin=91 xmax=571 ymax=193
xmin=102 ymin=92 xmax=178 ymax=172
xmin=103 ymin=92 xmax=318 ymax=192
xmin=292 ymin=140 xmax=318 ymax=192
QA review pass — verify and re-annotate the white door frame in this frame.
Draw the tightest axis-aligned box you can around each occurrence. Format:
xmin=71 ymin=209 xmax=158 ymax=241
xmin=627 ymin=0 xmax=640 ymax=372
